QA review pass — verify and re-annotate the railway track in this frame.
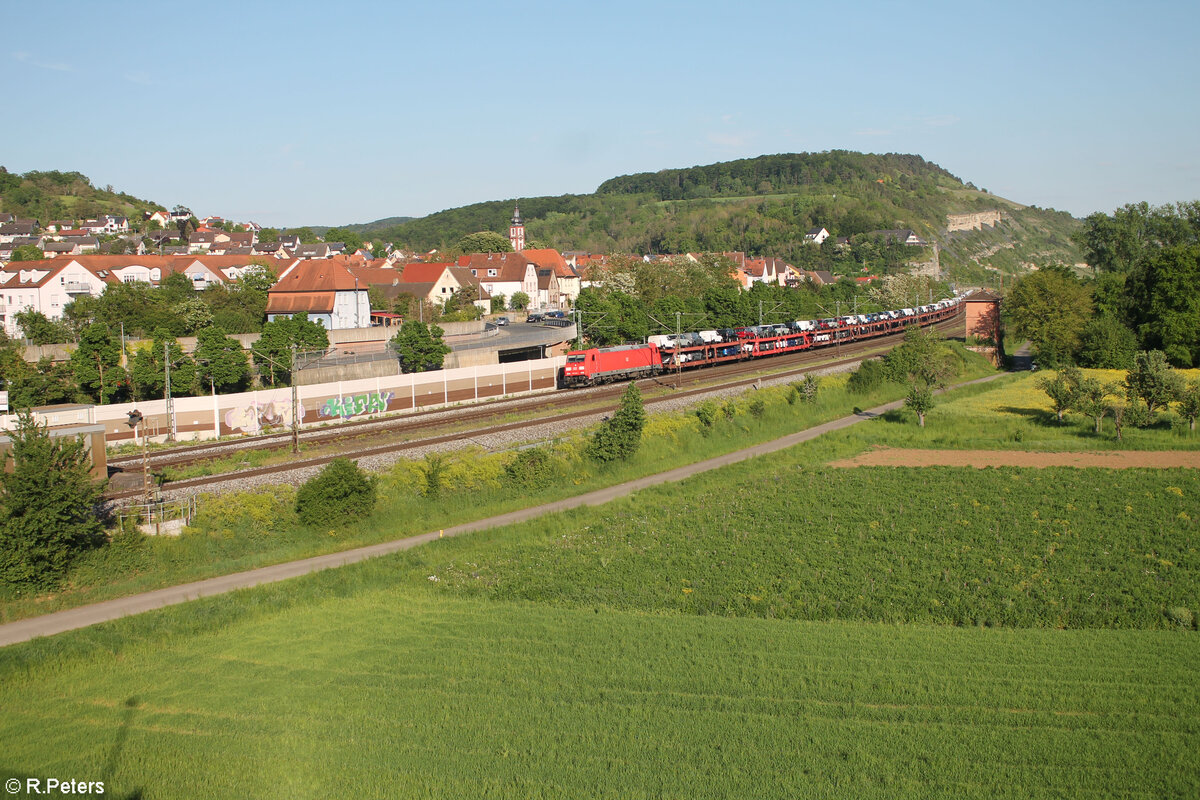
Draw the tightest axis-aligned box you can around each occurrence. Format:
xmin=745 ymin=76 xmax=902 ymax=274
xmin=106 ymin=312 xmax=963 ymax=501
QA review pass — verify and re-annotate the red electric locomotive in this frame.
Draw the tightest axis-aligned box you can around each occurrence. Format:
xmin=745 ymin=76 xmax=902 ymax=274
xmin=562 ymin=343 xmax=663 ymax=387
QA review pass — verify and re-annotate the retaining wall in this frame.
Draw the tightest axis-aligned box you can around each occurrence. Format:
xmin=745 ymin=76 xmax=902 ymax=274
xmin=1 ymin=356 xmax=566 ymax=446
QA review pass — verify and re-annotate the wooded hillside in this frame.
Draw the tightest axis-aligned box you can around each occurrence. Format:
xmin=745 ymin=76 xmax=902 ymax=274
xmin=0 ymin=168 xmax=161 ymax=222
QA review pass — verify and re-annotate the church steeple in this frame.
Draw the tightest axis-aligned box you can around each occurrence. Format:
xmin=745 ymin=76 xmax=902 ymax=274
xmin=508 ymin=202 xmax=525 ymax=252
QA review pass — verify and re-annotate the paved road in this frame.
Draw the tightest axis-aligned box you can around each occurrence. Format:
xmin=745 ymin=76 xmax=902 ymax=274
xmin=0 ymin=374 xmax=1002 ymax=647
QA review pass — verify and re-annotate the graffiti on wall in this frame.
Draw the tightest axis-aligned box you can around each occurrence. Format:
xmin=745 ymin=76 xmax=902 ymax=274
xmin=319 ymin=391 xmax=393 ymax=420
xmin=224 ymin=399 xmax=305 ymax=433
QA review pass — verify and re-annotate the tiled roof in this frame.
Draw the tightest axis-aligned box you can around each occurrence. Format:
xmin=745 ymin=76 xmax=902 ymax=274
xmin=265 ymin=291 xmax=336 ymax=314
xmin=400 ymin=262 xmax=454 ymax=283
xmin=271 ymin=259 xmax=362 ymax=293
xmin=521 ymin=248 xmax=574 ymax=277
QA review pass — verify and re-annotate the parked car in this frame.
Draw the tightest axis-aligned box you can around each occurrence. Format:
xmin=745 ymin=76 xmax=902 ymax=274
xmin=546 ymin=310 xmax=567 ymax=319
xmin=526 ymin=313 xmax=545 ymax=323
xmin=495 ymin=316 xmax=509 ymax=326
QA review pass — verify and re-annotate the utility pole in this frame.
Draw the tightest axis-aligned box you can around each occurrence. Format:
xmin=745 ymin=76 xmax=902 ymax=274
xmin=290 ymin=343 xmax=300 ymax=455
xmin=758 ymin=300 xmax=763 ymax=327
xmin=164 ymin=341 xmax=175 ymax=442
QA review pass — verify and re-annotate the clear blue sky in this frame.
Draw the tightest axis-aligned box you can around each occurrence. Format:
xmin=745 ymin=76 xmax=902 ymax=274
xmin=5 ymin=0 xmax=1197 ymax=228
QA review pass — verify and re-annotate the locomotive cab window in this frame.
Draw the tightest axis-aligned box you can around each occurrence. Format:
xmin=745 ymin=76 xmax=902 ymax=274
xmin=567 ymin=354 xmax=585 ymax=363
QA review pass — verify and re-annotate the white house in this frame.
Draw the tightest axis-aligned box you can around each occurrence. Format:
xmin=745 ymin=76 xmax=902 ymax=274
xmin=0 ymin=260 xmax=107 ymax=337
xmin=805 ymin=227 xmax=830 ymax=245
xmin=265 ymin=259 xmax=370 ymax=330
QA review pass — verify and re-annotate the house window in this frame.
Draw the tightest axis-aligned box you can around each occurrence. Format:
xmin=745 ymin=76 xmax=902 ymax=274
xmin=488 ymin=269 xmax=497 ymax=277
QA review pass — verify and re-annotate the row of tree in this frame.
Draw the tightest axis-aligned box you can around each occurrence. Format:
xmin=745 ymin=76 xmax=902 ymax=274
xmin=1007 ymin=201 xmax=1200 ymax=368
xmin=13 ymin=265 xmax=278 ymax=348
xmin=573 ymin=254 xmax=947 ymax=347
xmin=0 ymin=313 xmax=333 ymax=409
xmin=1038 ymin=352 xmax=1200 ymax=438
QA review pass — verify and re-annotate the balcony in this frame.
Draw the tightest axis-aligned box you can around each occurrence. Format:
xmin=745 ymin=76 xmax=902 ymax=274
xmin=64 ymin=282 xmax=92 ymax=294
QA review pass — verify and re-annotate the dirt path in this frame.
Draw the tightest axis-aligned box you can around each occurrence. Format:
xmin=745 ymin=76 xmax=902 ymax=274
xmin=830 ymin=447 xmax=1200 ymax=469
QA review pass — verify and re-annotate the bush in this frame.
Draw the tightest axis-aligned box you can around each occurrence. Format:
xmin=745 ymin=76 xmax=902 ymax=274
xmin=586 ymin=384 xmax=647 ymax=464
xmin=694 ymin=401 xmax=718 ymax=433
xmin=1165 ymin=606 xmax=1195 ymax=630
xmin=748 ymin=398 xmax=766 ymax=418
xmin=295 ymin=459 xmax=377 ymax=527
xmin=190 ymin=486 xmax=297 ymax=536
xmin=420 ymin=453 xmax=448 ymax=498
xmin=504 ymin=448 xmax=557 ymax=489
xmin=847 ymin=358 xmax=888 ymax=395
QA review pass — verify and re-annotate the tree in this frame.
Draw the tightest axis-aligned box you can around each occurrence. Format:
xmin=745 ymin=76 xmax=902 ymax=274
xmin=1071 ymin=377 xmax=1115 ymax=434
xmin=193 ymin=326 xmax=250 ymax=393
xmin=509 ymin=291 xmax=530 ymax=311
xmin=390 ymin=321 xmax=451 ymax=373
xmin=457 ymin=231 xmax=512 ymax=253
xmin=10 ymin=244 xmax=43 ymax=261
xmin=323 ymin=227 xmax=364 ymax=254
xmin=586 ymin=383 xmax=647 ymax=464
xmin=13 ymin=310 xmax=69 ymax=345
xmin=70 ymin=323 xmax=124 ymax=403
xmin=883 ymin=326 xmax=958 ymax=427
xmin=172 ymin=205 xmax=195 ymax=242
xmin=1038 ymin=367 xmax=1083 ymax=423
xmin=367 ymin=286 xmax=388 ymax=312
xmin=1124 ymin=243 xmax=1200 ymax=366
xmin=1006 ymin=266 xmax=1092 ymax=367
xmin=129 ymin=328 xmax=196 ymax=401
xmin=288 ymin=227 xmax=319 ymax=244
xmin=440 ymin=285 xmax=483 ymax=322
xmin=490 ymin=294 xmax=507 ymax=314
xmin=258 ymin=227 xmax=280 ymax=242
xmin=171 ymin=297 xmax=214 ymax=335
xmin=252 ymin=315 xmax=328 ymax=386
xmin=1077 ymin=314 xmax=1137 ymax=369
xmin=0 ymin=412 xmax=106 ymax=592
xmin=237 ymin=263 xmax=277 ymax=295
xmin=159 ymin=271 xmax=196 ymax=305
xmin=1176 ymin=380 xmax=1200 ymax=431
xmin=1076 ymin=202 xmax=1200 ymax=366
xmin=1124 ymin=350 xmax=1183 ymax=415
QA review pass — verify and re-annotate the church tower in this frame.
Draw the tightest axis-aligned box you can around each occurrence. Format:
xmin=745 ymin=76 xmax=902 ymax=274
xmin=509 ymin=203 xmax=525 ymax=252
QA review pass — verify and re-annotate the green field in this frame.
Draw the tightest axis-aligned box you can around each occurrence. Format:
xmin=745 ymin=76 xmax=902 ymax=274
xmin=1 ymin=585 xmax=1195 ymax=799
xmin=1 ymin=366 xmax=1198 ymax=798
xmin=0 ymin=353 xmax=998 ymax=623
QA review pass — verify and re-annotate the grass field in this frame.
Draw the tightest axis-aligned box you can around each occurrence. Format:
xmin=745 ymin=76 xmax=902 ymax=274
xmin=0 ymin=354 xmax=998 ymax=622
xmin=859 ymin=369 xmax=1200 ymax=452
xmin=2 ymin=362 xmax=1198 ymax=798
xmin=1 ymin=586 xmax=1195 ymax=799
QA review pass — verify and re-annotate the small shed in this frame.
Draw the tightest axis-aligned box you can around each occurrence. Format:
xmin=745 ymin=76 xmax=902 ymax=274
xmin=963 ymin=290 xmax=1003 ymax=365
xmin=0 ymin=421 xmax=108 ymax=480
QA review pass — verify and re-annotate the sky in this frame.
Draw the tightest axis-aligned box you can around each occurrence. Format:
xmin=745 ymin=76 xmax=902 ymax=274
xmin=4 ymin=0 xmax=1198 ymax=228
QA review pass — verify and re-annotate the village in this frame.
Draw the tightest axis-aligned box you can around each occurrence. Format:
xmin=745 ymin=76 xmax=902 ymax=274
xmin=0 ymin=205 xmax=937 ymax=341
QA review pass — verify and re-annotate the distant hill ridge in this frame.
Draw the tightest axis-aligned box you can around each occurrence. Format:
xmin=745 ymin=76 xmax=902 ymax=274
xmin=349 ymin=152 xmax=1081 ymax=281
xmin=595 ymin=151 xmax=961 ymax=200
xmin=0 ymin=154 xmax=1082 ymax=283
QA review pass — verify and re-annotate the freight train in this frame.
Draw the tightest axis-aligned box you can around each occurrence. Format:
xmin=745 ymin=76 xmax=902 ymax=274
xmin=561 ymin=294 xmax=965 ymax=387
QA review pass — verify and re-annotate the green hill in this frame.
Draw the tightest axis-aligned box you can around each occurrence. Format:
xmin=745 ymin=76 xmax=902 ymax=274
xmin=351 ymin=152 xmax=1082 ymax=282
xmin=0 ymin=168 xmax=162 ymax=223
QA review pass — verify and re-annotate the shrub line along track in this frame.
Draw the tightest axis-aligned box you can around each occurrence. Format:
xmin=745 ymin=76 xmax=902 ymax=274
xmin=105 ymin=313 xmax=964 ymax=501
xmin=3 ymin=369 xmax=1002 ymax=648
